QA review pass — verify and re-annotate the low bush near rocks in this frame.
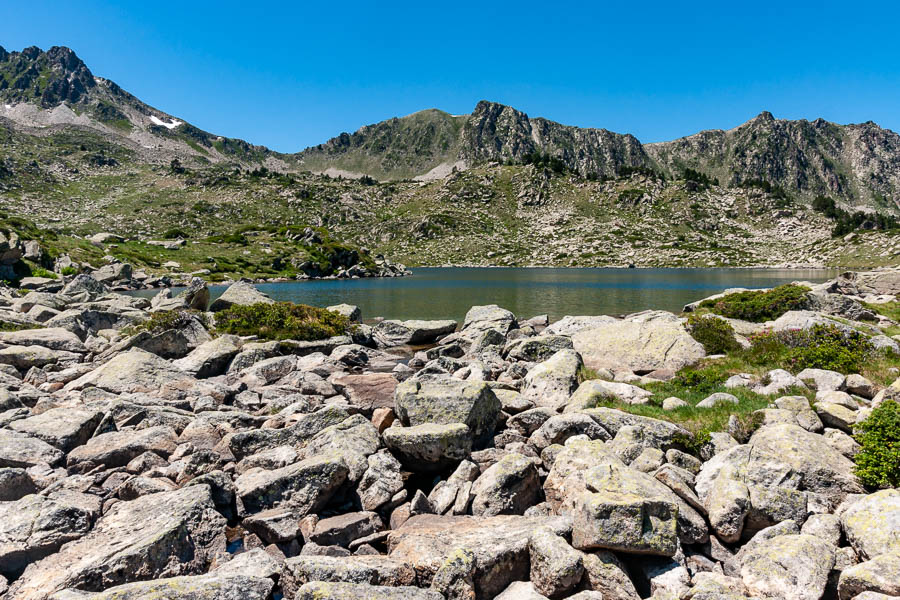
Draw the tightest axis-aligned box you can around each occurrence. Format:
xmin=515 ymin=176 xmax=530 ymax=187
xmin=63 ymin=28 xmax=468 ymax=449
xmin=854 ymin=399 xmax=900 ymax=489
xmin=699 ymin=284 xmax=809 ymax=322
xmin=214 ymin=301 xmax=349 ymax=341
xmin=687 ymin=314 xmax=740 ymax=354
xmin=0 ymin=320 xmax=41 ymax=332
xmin=745 ymin=324 xmax=874 ymax=374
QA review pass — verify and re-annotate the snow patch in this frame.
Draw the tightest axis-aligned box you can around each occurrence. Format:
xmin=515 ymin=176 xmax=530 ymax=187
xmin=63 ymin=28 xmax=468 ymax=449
xmin=150 ymin=115 xmax=182 ymax=129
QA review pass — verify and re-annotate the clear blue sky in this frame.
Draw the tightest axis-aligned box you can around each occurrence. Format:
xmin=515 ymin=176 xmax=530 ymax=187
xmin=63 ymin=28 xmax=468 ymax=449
xmin=3 ymin=1 xmax=900 ymax=153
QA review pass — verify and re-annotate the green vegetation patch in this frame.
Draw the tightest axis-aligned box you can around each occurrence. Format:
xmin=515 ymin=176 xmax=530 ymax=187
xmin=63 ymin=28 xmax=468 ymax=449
xmin=854 ymin=399 xmax=900 ymax=489
xmin=699 ymin=284 xmax=810 ymax=322
xmin=743 ymin=324 xmax=878 ymax=374
xmin=0 ymin=320 xmax=42 ymax=332
xmin=214 ymin=301 xmax=349 ymax=341
xmin=687 ymin=314 xmax=740 ymax=354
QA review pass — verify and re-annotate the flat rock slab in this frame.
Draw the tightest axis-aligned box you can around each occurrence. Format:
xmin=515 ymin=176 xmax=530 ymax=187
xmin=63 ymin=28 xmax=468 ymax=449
xmin=47 ymin=573 xmax=274 ymax=600
xmin=7 ymin=485 xmax=226 ymax=600
xmin=235 ymin=453 xmax=349 ymax=515
xmin=66 ymin=425 xmax=178 ymax=472
xmin=296 ymin=582 xmax=444 ymax=600
xmin=0 ymin=328 xmax=86 ymax=353
xmin=572 ymin=317 xmax=705 ymax=372
xmin=387 ymin=514 xmax=570 ymax=600
xmin=0 ymin=429 xmax=64 ymax=468
xmin=373 ymin=319 xmax=457 ymax=346
xmin=281 ymin=555 xmax=416 ymax=597
xmin=10 ymin=407 xmax=103 ymax=452
xmin=65 ymin=348 xmax=197 ymax=395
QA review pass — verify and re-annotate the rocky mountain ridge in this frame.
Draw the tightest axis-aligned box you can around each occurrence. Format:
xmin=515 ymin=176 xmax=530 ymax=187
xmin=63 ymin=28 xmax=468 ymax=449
xmin=2 ymin=45 xmax=899 ymax=213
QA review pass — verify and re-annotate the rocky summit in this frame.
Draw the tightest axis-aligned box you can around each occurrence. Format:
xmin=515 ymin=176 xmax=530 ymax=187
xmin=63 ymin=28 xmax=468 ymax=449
xmin=0 ymin=267 xmax=899 ymax=600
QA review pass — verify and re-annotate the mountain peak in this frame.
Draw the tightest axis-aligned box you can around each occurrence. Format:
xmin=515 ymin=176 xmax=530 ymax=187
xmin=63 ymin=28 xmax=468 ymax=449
xmin=0 ymin=44 xmax=95 ymax=107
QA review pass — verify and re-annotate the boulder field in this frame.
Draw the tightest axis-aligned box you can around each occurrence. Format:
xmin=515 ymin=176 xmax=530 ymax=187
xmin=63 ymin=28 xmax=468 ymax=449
xmin=0 ymin=272 xmax=898 ymax=600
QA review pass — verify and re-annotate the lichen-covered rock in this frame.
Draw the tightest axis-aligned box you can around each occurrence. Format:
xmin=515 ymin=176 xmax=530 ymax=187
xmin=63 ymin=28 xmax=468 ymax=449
xmin=0 ymin=429 xmax=65 ymax=468
xmin=504 ymin=335 xmax=572 ymax=361
xmin=64 ymin=348 xmax=196 ymax=395
xmin=234 ymin=453 xmax=349 ymax=515
xmin=470 ymin=453 xmax=540 ymax=516
xmin=0 ymin=494 xmax=96 ymax=579
xmin=47 ymin=573 xmax=274 ymax=599
xmin=837 ymin=553 xmax=900 ymax=600
xmin=9 ymin=407 xmax=103 ymax=452
xmin=173 ymin=334 xmax=242 ymax=378
xmin=739 ymin=534 xmax=835 ymax=600
xmin=529 ymin=413 xmax=610 ymax=449
xmin=520 ymin=349 xmax=583 ymax=410
xmin=296 ymin=581 xmax=446 ymax=599
xmin=463 ymin=305 xmax=516 ymax=333
xmin=373 ymin=319 xmax=457 ymax=346
xmin=529 ymin=527 xmax=583 ymax=598
xmin=387 ymin=514 xmax=570 ymax=600
xmin=383 ymin=423 xmax=472 ymax=472
xmin=394 ymin=379 xmax=500 ymax=444
xmin=580 ymin=551 xmax=640 ymax=600
xmin=427 ymin=548 xmax=476 ymax=600
xmin=208 ymin=280 xmax=273 ymax=312
xmin=571 ymin=467 xmax=679 ymax=556
xmin=840 ymin=489 xmax=900 ymax=560
xmin=281 ymin=555 xmax=416 ymax=597
xmin=7 ymin=486 xmax=226 ymax=600
xmin=357 ymin=450 xmax=405 ymax=511
xmin=66 ymin=426 xmax=178 ymax=472
xmin=748 ymin=423 xmax=863 ymax=503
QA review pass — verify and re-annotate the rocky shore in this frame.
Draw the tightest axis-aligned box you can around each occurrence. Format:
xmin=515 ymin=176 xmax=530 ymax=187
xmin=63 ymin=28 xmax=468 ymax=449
xmin=1 ymin=269 xmax=899 ymax=600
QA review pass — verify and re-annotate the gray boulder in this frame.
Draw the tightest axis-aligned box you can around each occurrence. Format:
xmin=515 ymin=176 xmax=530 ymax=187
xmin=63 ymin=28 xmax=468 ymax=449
xmin=470 ymin=453 xmax=540 ymax=516
xmin=373 ymin=319 xmax=457 ymax=346
xmin=383 ymin=423 xmax=472 ymax=472
xmin=572 ymin=316 xmax=705 ymax=372
xmin=208 ymin=281 xmax=273 ymax=312
xmin=739 ymin=534 xmax=835 ymax=600
xmin=394 ymin=379 xmax=500 ymax=444
xmin=520 ymin=349 xmax=583 ymax=410
xmin=7 ymin=486 xmax=226 ymax=600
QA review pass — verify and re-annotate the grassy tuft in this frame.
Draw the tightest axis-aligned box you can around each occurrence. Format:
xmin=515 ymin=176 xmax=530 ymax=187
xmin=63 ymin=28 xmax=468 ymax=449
xmin=213 ymin=301 xmax=349 ymax=341
xmin=699 ymin=284 xmax=810 ymax=322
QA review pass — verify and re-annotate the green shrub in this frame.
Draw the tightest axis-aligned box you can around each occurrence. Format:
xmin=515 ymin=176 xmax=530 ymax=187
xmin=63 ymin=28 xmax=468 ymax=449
xmin=699 ymin=284 xmax=810 ymax=322
xmin=854 ymin=399 xmax=900 ymax=489
xmin=672 ymin=366 xmax=726 ymax=394
xmin=163 ymin=228 xmax=189 ymax=239
xmin=0 ymin=320 xmax=41 ymax=332
xmin=745 ymin=324 xmax=873 ymax=374
xmin=214 ymin=301 xmax=349 ymax=341
xmin=687 ymin=314 xmax=740 ymax=354
xmin=60 ymin=266 xmax=78 ymax=276
xmin=28 ymin=266 xmax=58 ymax=279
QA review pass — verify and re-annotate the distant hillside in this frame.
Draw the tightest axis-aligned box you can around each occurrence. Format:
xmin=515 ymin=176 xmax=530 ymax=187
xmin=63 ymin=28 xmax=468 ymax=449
xmin=1 ymin=44 xmax=899 ymax=274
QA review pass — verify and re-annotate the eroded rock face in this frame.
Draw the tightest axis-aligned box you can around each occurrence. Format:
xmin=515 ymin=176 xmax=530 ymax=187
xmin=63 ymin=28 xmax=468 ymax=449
xmin=7 ymin=486 xmax=226 ymax=600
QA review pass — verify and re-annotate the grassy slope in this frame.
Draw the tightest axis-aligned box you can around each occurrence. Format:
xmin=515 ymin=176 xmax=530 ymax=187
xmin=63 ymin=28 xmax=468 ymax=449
xmin=3 ymin=124 xmax=900 ymax=277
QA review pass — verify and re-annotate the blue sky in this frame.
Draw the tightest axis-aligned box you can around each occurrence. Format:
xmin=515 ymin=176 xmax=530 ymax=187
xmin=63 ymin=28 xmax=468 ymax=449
xmin=3 ymin=1 xmax=900 ymax=153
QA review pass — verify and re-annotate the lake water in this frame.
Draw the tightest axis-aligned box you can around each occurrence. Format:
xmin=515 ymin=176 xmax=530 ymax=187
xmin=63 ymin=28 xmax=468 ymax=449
xmin=131 ymin=267 xmax=839 ymax=323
